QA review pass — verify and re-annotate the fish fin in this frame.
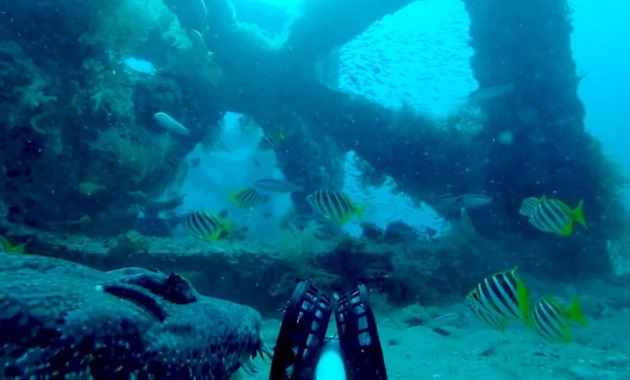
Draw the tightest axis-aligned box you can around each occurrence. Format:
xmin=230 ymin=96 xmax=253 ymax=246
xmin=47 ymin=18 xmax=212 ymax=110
xmin=0 ymin=235 xmax=10 ymax=250
xmin=564 ymin=294 xmax=589 ymax=326
xmin=340 ymin=212 xmax=352 ymax=224
xmin=228 ymin=191 xmax=237 ymax=202
xmin=0 ymin=236 xmax=24 ymax=254
xmin=354 ymin=204 xmax=365 ymax=220
xmin=498 ymin=317 xmax=510 ymax=333
xmin=228 ymin=191 xmax=245 ymax=208
xmin=221 ymin=220 xmax=233 ymax=234
xmin=572 ymin=200 xmax=587 ymax=228
xmin=515 ymin=272 xmax=533 ymax=327
xmin=560 ymin=220 xmax=573 ymax=237
xmin=10 ymin=244 xmax=25 ymax=254
xmin=208 ymin=229 xmax=222 ymax=241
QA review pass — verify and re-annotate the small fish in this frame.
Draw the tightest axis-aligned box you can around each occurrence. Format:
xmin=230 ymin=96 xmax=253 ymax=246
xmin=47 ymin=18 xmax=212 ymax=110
xmin=466 ymin=268 xmax=531 ymax=326
xmin=467 ymin=303 xmax=509 ymax=332
xmin=430 ymin=193 xmax=492 ymax=213
xmin=229 ymin=187 xmax=269 ymax=209
xmin=526 ymin=196 xmax=586 ymax=236
xmin=253 ymin=178 xmax=303 ymax=193
xmin=519 ymin=197 xmax=539 ymax=217
xmin=0 ymin=235 xmax=24 ymax=254
xmin=259 ymin=131 xmax=285 ymax=151
xmin=181 ymin=210 xmax=231 ymax=241
xmin=530 ymin=295 xmax=588 ymax=343
xmin=154 ymin=112 xmax=190 ymax=136
xmin=306 ymin=189 xmax=364 ymax=223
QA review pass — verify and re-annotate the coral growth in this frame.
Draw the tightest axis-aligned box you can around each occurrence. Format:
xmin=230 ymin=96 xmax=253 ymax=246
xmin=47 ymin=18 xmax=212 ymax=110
xmin=270 ymin=221 xmax=338 ymax=286
xmin=108 ymin=230 xmax=151 ymax=255
xmin=89 ymin=126 xmax=172 ymax=186
xmin=90 ymin=0 xmax=177 ymax=53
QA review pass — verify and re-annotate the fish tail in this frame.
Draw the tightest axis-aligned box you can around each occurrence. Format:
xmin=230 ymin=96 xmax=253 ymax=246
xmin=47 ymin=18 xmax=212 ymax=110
xmin=228 ymin=191 xmax=238 ymax=203
xmin=572 ymin=200 xmax=587 ymax=228
xmin=498 ymin=317 xmax=510 ymax=333
xmin=354 ymin=204 xmax=366 ymax=220
xmin=221 ymin=220 xmax=233 ymax=234
xmin=340 ymin=212 xmax=352 ymax=224
xmin=10 ymin=244 xmax=25 ymax=254
xmin=515 ymin=274 xmax=534 ymax=327
xmin=565 ymin=294 xmax=589 ymax=326
xmin=0 ymin=236 xmax=24 ymax=254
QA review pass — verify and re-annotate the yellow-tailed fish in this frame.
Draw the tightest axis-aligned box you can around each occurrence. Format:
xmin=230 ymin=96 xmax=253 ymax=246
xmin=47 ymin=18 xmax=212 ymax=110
xmin=527 ymin=196 xmax=586 ymax=236
xmin=530 ymin=295 xmax=588 ymax=343
xmin=229 ymin=186 xmax=269 ymax=209
xmin=306 ymin=189 xmax=364 ymax=223
xmin=466 ymin=302 xmax=510 ymax=332
xmin=182 ymin=210 xmax=231 ymax=241
xmin=466 ymin=268 xmax=532 ymax=326
xmin=0 ymin=235 xmax=25 ymax=254
xmin=259 ymin=130 xmax=285 ymax=151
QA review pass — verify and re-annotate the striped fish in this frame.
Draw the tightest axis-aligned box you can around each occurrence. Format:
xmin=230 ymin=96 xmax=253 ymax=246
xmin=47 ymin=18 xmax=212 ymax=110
xmin=182 ymin=210 xmax=231 ymax=241
xmin=229 ymin=187 xmax=269 ymax=209
xmin=466 ymin=268 xmax=531 ymax=326
xmin=531 ymin=295 xmax=588 ymax=343
xmin=519 ymin=197 xmax=539 ymax=217
xmin=466 ymin=302 xmax=509 ymax=332
xmin=306 ymin=189 xmax=364 ymax=223
xmin=527 ymin=196 xmax=586 ymax=236
xmin=259 ymin=131 xmax=285 ymax=151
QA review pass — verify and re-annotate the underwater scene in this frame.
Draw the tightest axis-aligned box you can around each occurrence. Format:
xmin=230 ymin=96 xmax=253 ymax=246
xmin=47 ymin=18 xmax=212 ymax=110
xmin=1 ymin=0 xmax=630 ymax=379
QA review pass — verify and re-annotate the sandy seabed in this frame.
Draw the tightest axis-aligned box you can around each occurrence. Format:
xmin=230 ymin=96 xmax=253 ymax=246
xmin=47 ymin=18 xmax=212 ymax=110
xmin=240 ymin=280 xmax=630 ymax=380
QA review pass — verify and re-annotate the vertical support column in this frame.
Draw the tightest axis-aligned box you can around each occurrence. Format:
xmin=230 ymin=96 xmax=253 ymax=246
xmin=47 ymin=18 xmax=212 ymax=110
xmin=464 ymin=0 xmax=623 ymax=275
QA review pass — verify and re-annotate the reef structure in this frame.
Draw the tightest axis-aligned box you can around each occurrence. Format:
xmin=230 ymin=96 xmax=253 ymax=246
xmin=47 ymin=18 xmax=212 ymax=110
xmin=171 ymin=0 xmax=626 ymax=276
xmin=0 ymin=252 xmax=266 ymax=379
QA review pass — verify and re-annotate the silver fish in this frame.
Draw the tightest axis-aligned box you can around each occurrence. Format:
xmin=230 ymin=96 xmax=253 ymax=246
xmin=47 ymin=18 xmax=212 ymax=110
xmin=253 ymin=179 xmax=303 ymax=193
xmin=430 ymin=193 xmax=492 ymax=213
xmin=154 ymin=112 xmax=190 ymax=136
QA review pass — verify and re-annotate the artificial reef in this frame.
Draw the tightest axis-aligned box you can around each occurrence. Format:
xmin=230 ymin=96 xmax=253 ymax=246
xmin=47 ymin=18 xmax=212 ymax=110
xmin=0 ymin=0 xmax=627 ymax=311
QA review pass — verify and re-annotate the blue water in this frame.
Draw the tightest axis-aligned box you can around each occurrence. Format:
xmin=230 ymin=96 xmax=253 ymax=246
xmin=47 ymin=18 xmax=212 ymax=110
xmin=179 ymin=0 xmax=630 ymax=238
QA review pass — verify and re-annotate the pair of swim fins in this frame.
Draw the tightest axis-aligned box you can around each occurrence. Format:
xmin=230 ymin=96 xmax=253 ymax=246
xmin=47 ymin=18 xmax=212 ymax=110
xmin=269 ymin=280 xmax=388 ymax=380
